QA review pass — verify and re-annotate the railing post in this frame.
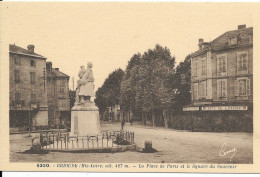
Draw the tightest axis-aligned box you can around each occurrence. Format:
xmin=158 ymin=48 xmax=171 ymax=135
xmin=102 ymin=136 xmax=103 ymax=148
xmin=64 ymin=134 xmax=67 ymax=149
xmin=56 ymin=134 xmax=59 ymax=149
xmin=97 ymin=134 xmax=99 ymax=148
xmin=77 ymin=135 xmax=79 ymax=149
xmin=87 ymin=135 xmax=89 ymax=149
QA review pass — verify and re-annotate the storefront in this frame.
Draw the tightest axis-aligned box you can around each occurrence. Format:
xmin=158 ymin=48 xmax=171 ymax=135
xmin=183 ymin=103 xmax=253 ymax=132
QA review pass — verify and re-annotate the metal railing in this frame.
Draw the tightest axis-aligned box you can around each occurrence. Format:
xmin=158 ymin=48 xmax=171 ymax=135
xmin=40 ymin=130 xmax=134 ymax=150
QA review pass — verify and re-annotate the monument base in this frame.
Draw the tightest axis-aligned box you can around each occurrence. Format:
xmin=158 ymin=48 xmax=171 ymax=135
xmin=70 ymin=102 xmax=100 ymax=136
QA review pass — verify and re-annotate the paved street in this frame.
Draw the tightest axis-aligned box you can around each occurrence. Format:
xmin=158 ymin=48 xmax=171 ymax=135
xmin=10 ymin=122 xmax=253 ymax=163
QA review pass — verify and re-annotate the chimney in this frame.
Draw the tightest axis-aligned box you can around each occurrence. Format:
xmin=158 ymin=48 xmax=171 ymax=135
xmin=27 ymin=45 xmax=35 ymax=53
xmin=55 ymin=68 xmax=59 ymax=71
xmin=238 ymin=24 xmax=246 ymax=30
xmin=46 ymin=62 xmax=52 ymax=72
xmin=198 ymin=38 xmax=204 ymax=50
xmin=199 ymin=38 xmax=204 ymax=45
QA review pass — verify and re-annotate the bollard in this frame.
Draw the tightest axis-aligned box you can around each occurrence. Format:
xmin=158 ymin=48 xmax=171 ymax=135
xmin=144 ymin=140 xmax=153 ymax=152
xmin=32 ymin=137 xmax=41 ymax=150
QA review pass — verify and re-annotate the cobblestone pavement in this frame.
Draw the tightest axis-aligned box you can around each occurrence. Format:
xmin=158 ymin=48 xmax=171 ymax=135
xmin=10 ymin=122 xmax=253 ymax=163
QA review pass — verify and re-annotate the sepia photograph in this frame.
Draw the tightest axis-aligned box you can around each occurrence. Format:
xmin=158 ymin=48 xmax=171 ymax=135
xmin=0 ymin=1 xmax=260 ymax=173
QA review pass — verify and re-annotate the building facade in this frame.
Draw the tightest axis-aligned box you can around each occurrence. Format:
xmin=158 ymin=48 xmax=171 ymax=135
xmin=9 ymin=44 xmax=48 ymax=129
xmin=184 ymin=25 xmax=253 ymax=132
xmin=46 ymin=62 xmax=70 ymax=129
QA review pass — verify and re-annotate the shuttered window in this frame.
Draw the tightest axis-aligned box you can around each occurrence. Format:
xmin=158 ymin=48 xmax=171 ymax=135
xmin=14 ymin=70 xmax=20 ymax=83
xmin=234 ymin=78 xmax=250 ymax=96
xmin=201 ymin=58 xmax=206 ymax=75
xmin=193 ymin=61 xmax=198 ymax=76
xmin=14 ymin=56 xmax=21 ymax=65
xmin=237 ymin=51 xmax=248 ymax=73
xmin=30 ymin=72 xmax=36 ymax=84
xmin=193 ymin=83 xmax=198 ymax=100
xmin=217 ymin=79 xmax=227 ymax=98
xmin=15 ymin=92 xmax=21 ymax=104
xmin=31 ymin=93 xmax=36 ymax=102
xmin=200 ymin=81 xmax=207 ymax=98
xmin=60 ymin=82 xmax=65 ymax=94
xmin=217 ymin=54 xmax=227 ymax=76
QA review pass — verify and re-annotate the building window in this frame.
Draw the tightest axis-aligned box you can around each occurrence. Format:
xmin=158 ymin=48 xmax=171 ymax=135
xmin=237 ymin=51 xmax=248 ymax=72
xmin=15 ymin=92 xmax=21 ymax=104
xmin=30 ymin=72 xmax=36 ymax=84
xmin=31 ymin=60 xmax=36 ymax=67
xmin=193 ymin=83 xmax=198 ymax=100
xmin=31 ymin=93 xmax=36 ymax=102
xmin=14 ymin=56 xmax=21 ymax=65
xmin=200 ymin=81 xmax=207 ymax=98
xmin=235 ymin=78 xmax=250 ymax=96
xmin=230 ymin=37 xmax=237 ymax=45
xmin=14 ymin=70 xmax=20 ymax=83
xmin=217 ymin=79 xmax=227 ymax=99
xmin=201 ymin=58 xmax=206 ymax=75
xmin=217 ymin=54 xmax=227 ymax=76
xmin=193 ymin=61 xmax=198 ymax=77
xmin=249 ymin=34 xmax=253 ymax=42
xmin=59 ymin=82 xmax=65 ymax=96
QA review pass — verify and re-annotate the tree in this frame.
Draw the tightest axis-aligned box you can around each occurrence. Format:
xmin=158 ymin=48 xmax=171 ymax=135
xmin=95 ymin=68 xmax=125 ymax=121
xmin=120 ymin=44 xmax=176 ymax=127
xmin=172 ymin=54 xmax=191 ymax=112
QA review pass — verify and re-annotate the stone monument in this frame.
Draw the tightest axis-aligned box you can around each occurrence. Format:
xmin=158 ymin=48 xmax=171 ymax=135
xmin=70 ymin=62 xmax=100 ymax=136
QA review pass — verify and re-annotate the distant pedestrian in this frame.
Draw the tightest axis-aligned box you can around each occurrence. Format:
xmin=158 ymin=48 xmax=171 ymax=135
xmin=130 ymin=119 xmax=133 ymax=126
xmin=121 ymin=119 xmax=125 ymax=130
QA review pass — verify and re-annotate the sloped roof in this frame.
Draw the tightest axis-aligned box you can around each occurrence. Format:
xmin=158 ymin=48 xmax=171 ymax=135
xmin=47 ymin=68 xmax=69 ymax=78
xmin=191 ymin=27 xmax=253 ymax=57
xmin=52 ymin=68 xmax=69 ymax=78
xmin=9 ymin=44 xmax=46 ymax=59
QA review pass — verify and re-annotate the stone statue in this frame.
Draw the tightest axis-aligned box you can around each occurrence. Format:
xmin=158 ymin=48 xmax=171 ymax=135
xmin=71 ymin=62 xmax=100 ymax=136
xmin=75 ymin=65 xmax=85 ymax=104
xmin=75 ymin=62 xmax=95 ymax=104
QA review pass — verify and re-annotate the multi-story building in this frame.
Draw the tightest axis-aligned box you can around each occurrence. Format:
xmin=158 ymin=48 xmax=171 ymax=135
xmin=46 ymin=62 xmax=70 ymax=128
xmin=9 ymin=44 xmax=48 ymax=129
xmin=183 ymin=25 xmax=253 ymax=132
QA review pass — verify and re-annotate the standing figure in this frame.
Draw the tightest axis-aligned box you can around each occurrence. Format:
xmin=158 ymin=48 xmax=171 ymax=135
xmin=75 ymin=65 xmax=86 ymax=104
xmin=78 ymin=62 xmax=95 ymax=103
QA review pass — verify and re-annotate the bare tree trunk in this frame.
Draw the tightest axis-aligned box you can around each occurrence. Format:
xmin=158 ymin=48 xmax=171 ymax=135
xmin=120 ymin=109 xmax=123 ymax=121
xmin=158 ymin=111 xmax=162 ymax=126
xmin=128 ymin=109 xmax=130 ymax=122
xmin=142 ymin=112 xmax=145 ymax=125
xmin=152 ymin=110 xmax=156 ymax=127
xmin=163 ymin=110 xmax=168 ymax=128
xmin=145 ymin=112 xmax=147 ymax=125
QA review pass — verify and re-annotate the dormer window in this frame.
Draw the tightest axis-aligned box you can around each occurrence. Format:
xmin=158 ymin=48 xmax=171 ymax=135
xmin=230 ymin=37 xmax=237 ymax=45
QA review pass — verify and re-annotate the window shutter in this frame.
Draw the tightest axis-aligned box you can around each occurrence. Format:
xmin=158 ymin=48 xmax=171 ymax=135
xmin=234 ymin=80 xmax=239 ymax=96
xmin=223 ymin=80 xmax=227 ymax=97
xmin=246 ymin=78 xmax=251 ymax=95
xmin=217 ymin=80 xmax=221 ymax=98
xmin=217 ymin=58 xmax=220 ymax=74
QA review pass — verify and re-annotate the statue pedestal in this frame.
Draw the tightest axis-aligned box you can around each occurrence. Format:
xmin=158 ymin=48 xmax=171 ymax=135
xmin=70 ymin=102 xmax=100 ymax=136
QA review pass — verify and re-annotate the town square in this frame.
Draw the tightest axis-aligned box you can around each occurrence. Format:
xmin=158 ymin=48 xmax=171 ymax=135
xmin=1 ymin=2 xmax=255 ymax=168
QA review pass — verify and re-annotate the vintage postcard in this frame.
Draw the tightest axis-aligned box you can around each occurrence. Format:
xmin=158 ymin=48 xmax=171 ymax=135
xmin=0 ymin=1 xmax=260 ymax=173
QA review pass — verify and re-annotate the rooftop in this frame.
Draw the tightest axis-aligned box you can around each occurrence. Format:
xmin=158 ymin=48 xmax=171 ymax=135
xmin=9 ymin=44 xmax=46 ymax=59
xmin=191 ymin=26 xmax=253 ymax=57
xmin=47 ymin=68 xmax=69 ymax=78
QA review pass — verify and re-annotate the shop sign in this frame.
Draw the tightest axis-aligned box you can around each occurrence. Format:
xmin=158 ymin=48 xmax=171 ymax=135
xmin=201 ymin=106 xmax=248 ymax=111
xmin=183 ymin=107 xmax=200 ymax=111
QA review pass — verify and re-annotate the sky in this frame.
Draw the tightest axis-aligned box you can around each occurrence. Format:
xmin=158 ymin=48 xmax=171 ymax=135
xmin=1 ymin=2 xmax=254 ymax=91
